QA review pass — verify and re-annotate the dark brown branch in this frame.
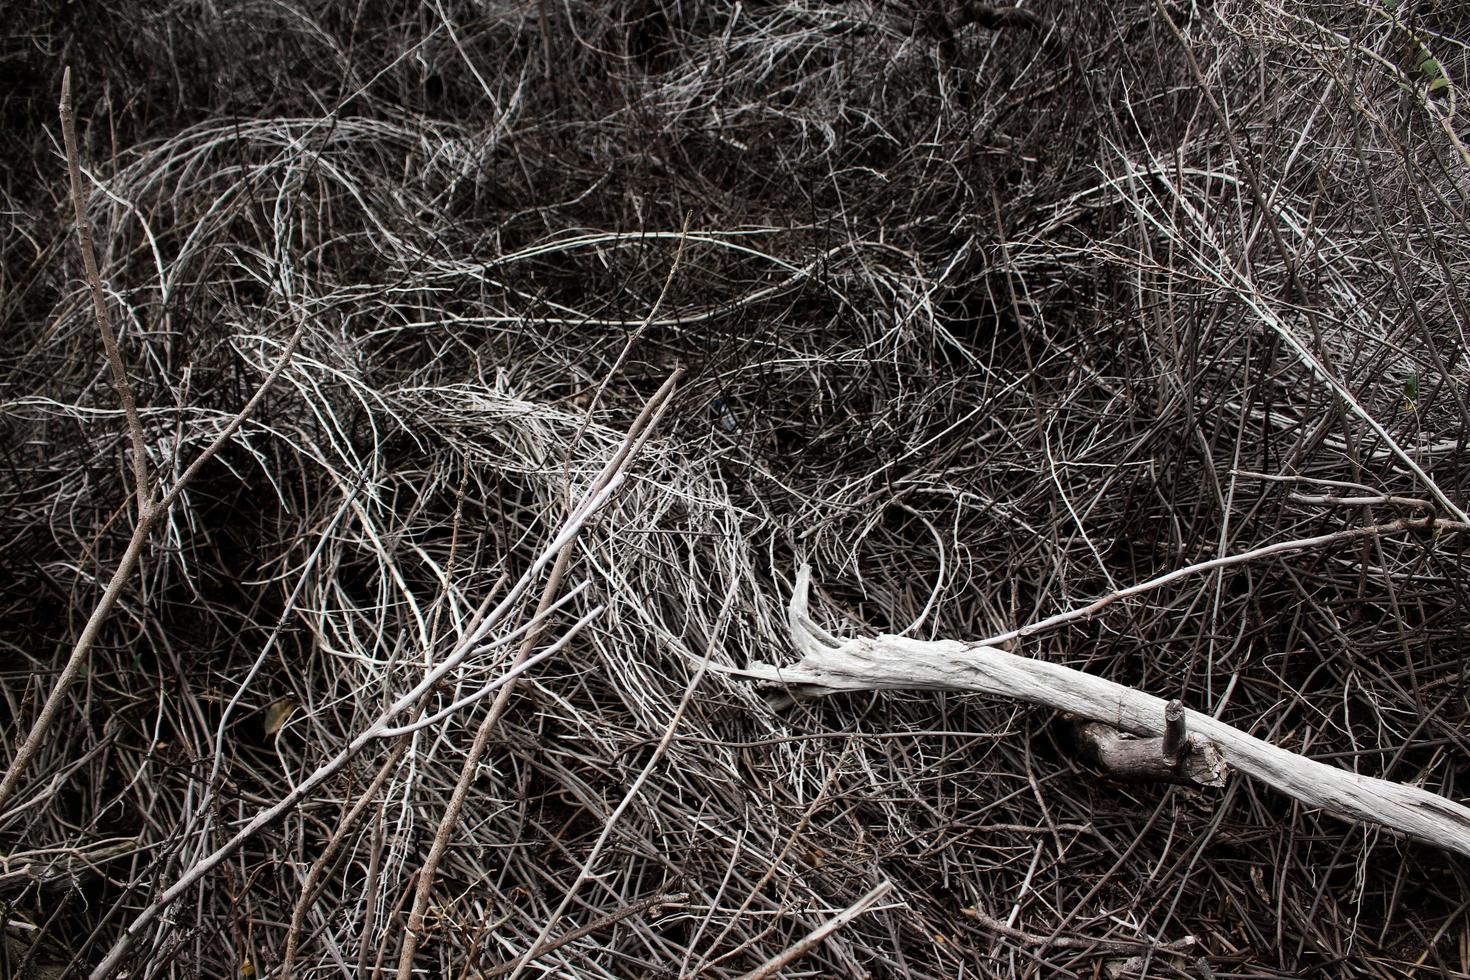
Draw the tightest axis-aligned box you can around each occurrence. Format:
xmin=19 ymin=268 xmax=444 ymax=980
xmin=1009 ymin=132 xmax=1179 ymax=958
xmin=963 ymin=906 xmax=1198 ymax=955
xmin=478 ymin=893 xmax=688 ymax=978
xmin=1161 ymin=699 xmax=1186 ymax=763
xmin=59 ymin=66 xmax=151 ymax=516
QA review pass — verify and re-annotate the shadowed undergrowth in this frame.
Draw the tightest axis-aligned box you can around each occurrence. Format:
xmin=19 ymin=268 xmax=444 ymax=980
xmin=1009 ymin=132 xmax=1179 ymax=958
xmin=3 ymin=2 xmax=1470 ymax=977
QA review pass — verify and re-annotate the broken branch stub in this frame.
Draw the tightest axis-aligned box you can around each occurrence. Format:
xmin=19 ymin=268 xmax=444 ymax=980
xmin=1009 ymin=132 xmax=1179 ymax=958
xmin=729 ymin=566 xmax=1470 ymax=858
xmin=1072 ymin=719 xmax=1228 ymax=788
xmin=1071 ymin=698 xmax=1226 ymax=788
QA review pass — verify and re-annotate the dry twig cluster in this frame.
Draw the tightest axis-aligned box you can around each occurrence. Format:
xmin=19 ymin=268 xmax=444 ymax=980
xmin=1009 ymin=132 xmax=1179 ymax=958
xmin=2 ymin=1 xmax=1469 ymax=977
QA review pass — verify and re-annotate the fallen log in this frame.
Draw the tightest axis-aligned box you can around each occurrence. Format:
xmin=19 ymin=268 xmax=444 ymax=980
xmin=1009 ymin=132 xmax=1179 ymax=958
xmin=725 ymin=566 xmax=1470 ymax=858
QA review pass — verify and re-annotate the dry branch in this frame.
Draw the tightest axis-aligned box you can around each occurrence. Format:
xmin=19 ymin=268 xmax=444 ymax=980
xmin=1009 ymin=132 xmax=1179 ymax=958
xmin=734 ymin=880 xmax=894 ymax=980
xmin=88 ymin=454 xmax=641 ymax=977
xmin=395 ymin=371 xmax=681 ymax=979
xmin=961 ymin=905 xmax=1198 ymax=956
xmin=1072 ymin=716 xmax=1228 ymax=788
xmin=730 ymin=566 xmax=1470 ymax=858
xmin=8 ymin=2 xmax=1470 ymax=975
xmin=0 ymin=71 xmax=304 ymax=820
xmin=58 ymin=66 xmax=150 ymax=514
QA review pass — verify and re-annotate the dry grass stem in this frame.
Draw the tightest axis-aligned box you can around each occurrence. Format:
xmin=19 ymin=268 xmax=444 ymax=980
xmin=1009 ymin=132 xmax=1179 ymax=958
xmin=4 ymin=3 xmax=1469 ymax=976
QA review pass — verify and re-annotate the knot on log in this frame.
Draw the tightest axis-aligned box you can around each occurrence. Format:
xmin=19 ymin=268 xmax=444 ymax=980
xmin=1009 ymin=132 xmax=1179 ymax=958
xmin=1071 ymin=702 xmax=1229 ymax=789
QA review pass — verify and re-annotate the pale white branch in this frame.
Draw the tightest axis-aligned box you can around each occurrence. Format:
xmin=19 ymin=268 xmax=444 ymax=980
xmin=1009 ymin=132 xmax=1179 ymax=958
xmin=727 ymin=566 xmax=1470 ymax=858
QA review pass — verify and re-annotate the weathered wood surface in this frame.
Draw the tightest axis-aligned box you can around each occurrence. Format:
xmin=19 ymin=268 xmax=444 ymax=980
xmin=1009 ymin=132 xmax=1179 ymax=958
xmin=727 ymin=566 xmax=1470 ymax=858
xmin=1072 ymin=718 xmax=1229 ymax=788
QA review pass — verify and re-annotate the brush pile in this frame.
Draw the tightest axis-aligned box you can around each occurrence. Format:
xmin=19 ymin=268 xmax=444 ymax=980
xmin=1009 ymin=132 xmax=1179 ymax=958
xmin=2 ymin=2 xmax=1469 ymax=976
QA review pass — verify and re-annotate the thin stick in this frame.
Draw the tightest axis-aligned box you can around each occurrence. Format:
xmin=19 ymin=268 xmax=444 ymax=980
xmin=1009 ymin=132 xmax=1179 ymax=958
xmin=504 ymin=512 xmax=737 ymax=980
xmin=280 ymin=512 xmax=503 ymax=980
xmin=688 ymin=741 xmax=858 ymax=977
xmin=962 ymin=905 xmax=1196 ymax=955
xmin=979 ymin=517 xmax=1465 ymax=647
xmin=561 ymin=215 xmax=689 ymax=513
xmin=88 ymin=485 xmax=620 ymax=978
xmin=393 ymin=371 xmax=681 ymax=979
xmin=59 ymin=66 xmax=150 ymax=517
xmin=0 ymin=518 xmax=151 ymax=817
xmin=477 ymin=892 xmax=688 ymax=978
xmin=0 ymin=63 xmax=160 ymax=817
xmin=0 ymin=73 xmax=307 ymax=822
xmin=0 ymin=324 xmax=303 ymax=820
xmin=733 ymin=880 xmax=893 ymax=980
xmin=154 ymin=323 xmax=305 ymax=514
xmin=280 ymin=737 xmax=406 ymax=977
xmin=1151 ymin=0 xmax=1469 ymax=525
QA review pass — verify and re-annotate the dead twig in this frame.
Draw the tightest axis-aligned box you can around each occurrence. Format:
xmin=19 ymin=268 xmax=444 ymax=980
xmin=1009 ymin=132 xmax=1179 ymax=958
xmin=962 ymin=905 xmax=1197 ymax=956
xmin=476 ymin=892 xmax=688 ymax=978
xmin=0 ymin=71 xmax=305 ymax=822
xmin=394 ymin=370 xmax=682 ymax=979
xmin=980 ymin=517 xmax=1467 ymax=647
xmin=730 ymin=564 xmax=1470 ymax=857
xmin=734 ymin=880 xmax=894 ymax=980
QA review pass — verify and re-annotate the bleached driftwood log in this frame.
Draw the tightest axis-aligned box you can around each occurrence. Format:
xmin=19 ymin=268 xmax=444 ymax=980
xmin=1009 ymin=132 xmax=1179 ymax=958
xmin=730 ymin=566 xmax=1470 ymax=858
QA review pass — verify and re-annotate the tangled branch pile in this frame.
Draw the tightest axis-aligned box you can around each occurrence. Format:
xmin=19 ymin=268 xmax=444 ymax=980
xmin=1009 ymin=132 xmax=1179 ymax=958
xmin=2 ymin=1 xmax=1468 ymax=976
